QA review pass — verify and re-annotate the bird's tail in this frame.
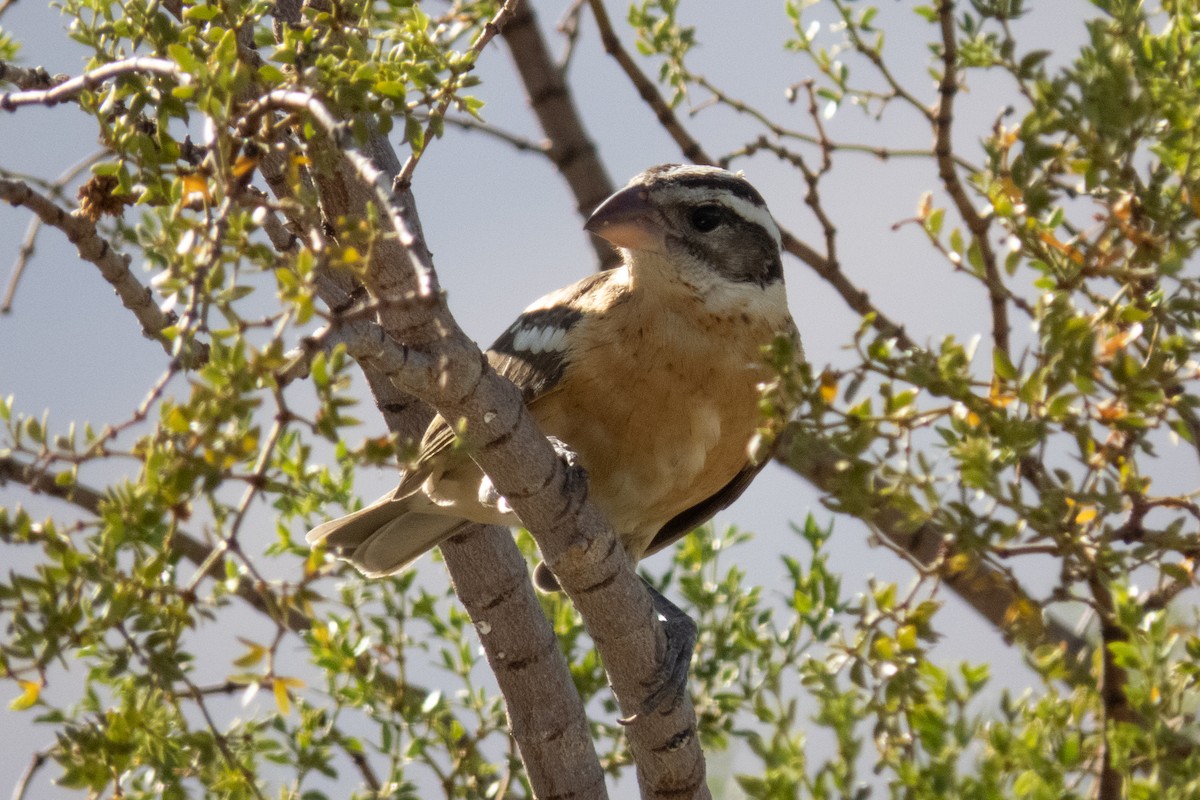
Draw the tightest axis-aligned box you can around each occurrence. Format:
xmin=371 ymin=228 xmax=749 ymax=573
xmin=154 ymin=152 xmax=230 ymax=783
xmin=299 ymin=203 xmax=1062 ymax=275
xmin=307 ymin=493 xmax=468 ymax=578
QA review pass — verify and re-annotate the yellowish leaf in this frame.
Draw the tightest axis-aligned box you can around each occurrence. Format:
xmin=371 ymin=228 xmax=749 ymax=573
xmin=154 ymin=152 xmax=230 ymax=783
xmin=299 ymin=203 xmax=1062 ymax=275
xmin=1095 ymin=398 xmax=1127 ymax=422
xmin=233 ymin=638 xmax=267 ymax=668
xmin=818 ymin=370 xmax=838 ymax=404
xmin=232 ymin=155 xmax=259 ymax=179
xmin=997 ymin=175 xmax=1022 ymax=202
xmin=180 ymin=173 xmax=210 ymax=201
xmin=1111 ymin=192 xmax=1133 ymax=222
xmin=989 ymin=377 xmax=1015 ymax=408
xmin=9 ymin=680 xmax=40 ymax=711
xmin=1074 ymin=505 xmax=1097 ymax=524
xmin=946 ymin=553 xmax=972 ymax=575
xmin=1185 ymin=187 xmax=1200 ymax=218
xmin=273 ymin=676 xmax=305 ymax=715
xmin=1004 ymin=598 xmax=1039 ymax=628
xmin=916 ymin=191 xmax=933 ymax=221
xmin=273 ymin=679 xmax=290 ymax=715
xmin=1100 ymin=323 xmax=1142 ymax=359
xmin=1038 ymin=230 xmax=1084 ymax=264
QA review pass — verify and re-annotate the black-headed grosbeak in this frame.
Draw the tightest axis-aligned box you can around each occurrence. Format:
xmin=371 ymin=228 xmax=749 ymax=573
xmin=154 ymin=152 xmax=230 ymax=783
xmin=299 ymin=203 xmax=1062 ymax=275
xmin=308 ymin=164 xmax=802 ymax=592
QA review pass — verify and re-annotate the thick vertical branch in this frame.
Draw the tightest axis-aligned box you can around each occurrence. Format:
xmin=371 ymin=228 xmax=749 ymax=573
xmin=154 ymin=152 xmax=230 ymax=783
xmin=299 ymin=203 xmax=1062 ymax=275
xmin=442 ymin=524 xmax=608 ymax=799
xmin=501 ymin=1 xmax=619 ymax=267
xmin=1089 ymin=576 xmax=1132 ymax=800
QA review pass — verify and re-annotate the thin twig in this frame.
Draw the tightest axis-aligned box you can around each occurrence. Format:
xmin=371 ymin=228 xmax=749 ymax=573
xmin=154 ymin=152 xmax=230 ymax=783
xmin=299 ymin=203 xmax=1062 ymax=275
xmin=586 ymin=0 xmax=916 ymax=351
xmin=439 ymin=113 xmax=551 ymax=155
xmin=933 ymin=0 xmax=1009 ymax=355
xmin=395 ymin=0 xmax=523 ymax=188
xmin=0 ymin=454 xmax=312 ymax=631
xmin=0 ymin=177 xmax=208 ymax=366
xmin=116 ymin=623 xmax=269 ymax=800
xmin=9 ymin=749 xmax=49 ymax=800
xmin=0 ymin=56 xmax=181 ymax=110
xmin=587 ymin=0 xmax=711 ymax=165
xmin=555 ymin=0 xmax=589 ymax=73
xmin=2 ymin=150 xmax=105 ymax=313
xmin=831 ymin=0 xmax=932 ymax=118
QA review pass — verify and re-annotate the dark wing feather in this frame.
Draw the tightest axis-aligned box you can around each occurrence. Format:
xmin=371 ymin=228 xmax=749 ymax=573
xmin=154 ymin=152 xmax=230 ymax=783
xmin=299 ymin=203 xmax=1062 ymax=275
xmin=399 ymin=270 xmax=616 ymax=486
xmin=486 ymin=304 xmax=581 ymax=402
xmin=641 ymin=461 xmax=767 ymax=558
xmin=486 ymin=269 xmax=620 ymax=401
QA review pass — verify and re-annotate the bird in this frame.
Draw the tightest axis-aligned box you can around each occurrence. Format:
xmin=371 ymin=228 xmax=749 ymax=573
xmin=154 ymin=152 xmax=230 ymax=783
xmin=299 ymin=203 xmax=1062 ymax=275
xmin=308 ymin=165 xmax=801 ymax=704
xmin=309 ymin=162 xmax=800 ymax=577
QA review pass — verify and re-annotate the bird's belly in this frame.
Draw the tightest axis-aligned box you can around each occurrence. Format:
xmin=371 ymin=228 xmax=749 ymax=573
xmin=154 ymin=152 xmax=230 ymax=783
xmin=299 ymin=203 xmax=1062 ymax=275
xmin=531 ymin=343 xmax=763 ymax=555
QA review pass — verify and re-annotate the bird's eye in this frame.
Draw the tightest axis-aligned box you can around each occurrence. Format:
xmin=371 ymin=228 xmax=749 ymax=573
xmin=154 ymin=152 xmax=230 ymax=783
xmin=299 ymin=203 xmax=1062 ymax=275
xmin=689 ymin=205 xmax=724 ymax=233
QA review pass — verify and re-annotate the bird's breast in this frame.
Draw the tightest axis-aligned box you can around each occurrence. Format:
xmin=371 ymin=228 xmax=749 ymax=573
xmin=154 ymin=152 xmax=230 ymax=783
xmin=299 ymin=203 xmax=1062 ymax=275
xmin=530 ymin=291 xmax=784 ymax=557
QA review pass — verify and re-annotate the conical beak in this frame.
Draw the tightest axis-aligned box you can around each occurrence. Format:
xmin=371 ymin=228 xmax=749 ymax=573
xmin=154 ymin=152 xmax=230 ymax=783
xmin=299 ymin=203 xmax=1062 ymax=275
xmin=584 ymin=184 xmax=663 ymax=251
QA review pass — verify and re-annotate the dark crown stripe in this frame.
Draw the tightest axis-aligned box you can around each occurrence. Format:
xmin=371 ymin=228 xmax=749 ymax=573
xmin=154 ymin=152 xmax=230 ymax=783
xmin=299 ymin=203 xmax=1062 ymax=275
xmin=643 ymin=165 xmax=768 ymax=207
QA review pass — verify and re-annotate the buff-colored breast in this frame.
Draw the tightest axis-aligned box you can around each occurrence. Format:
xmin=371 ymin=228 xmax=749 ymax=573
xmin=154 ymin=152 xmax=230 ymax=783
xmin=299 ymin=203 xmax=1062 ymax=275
xmin=529 ymin=283 xmax=784 ymax=560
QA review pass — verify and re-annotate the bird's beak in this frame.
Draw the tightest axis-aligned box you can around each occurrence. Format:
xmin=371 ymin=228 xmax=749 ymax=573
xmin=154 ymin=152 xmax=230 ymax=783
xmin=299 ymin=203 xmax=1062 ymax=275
xmin=584 ymin=185 xmax=663 ymax=251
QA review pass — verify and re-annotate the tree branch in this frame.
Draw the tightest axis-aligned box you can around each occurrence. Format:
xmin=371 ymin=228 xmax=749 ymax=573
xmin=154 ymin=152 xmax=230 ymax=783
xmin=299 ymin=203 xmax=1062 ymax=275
xmin=0 ymin=57 xmax=181 ymax=111
xmin=0 ymin=177 xmax=208 ymax=367
xmin=9 ymin=748 xmax=49 ymax=800
xmin=2 ymin=150 xmax=105 ymax=313
xmin=502 ymin=0 xmax=619 ymax=268
xmin=933 ymin=0 xmax=1009 ymax=355
xmin=439 ymin=113 xmax=553 ymax=156
xmin=1089 ymin=576 xmax=1132 ymax=800
xmin=586 ymin=0 xmax=711 ymax=167
xmin=0 ymin=61 xmax=67 ymax=91
xmin=442 ymin=524 xmax=608 ymax=799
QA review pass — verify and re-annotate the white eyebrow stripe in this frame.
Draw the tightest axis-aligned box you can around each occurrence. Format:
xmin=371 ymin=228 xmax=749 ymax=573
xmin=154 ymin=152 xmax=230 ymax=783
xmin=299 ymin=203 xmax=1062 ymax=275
xmin=662 ymin=185 xmax=782 ymax=249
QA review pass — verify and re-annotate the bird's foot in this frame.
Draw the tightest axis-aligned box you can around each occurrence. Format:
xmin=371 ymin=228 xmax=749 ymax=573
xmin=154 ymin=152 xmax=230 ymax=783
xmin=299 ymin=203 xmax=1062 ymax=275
xmin=546 ymin=435 xmax=582 ymax=471
xmin=619 ymin=582 xmax=697 ymax=724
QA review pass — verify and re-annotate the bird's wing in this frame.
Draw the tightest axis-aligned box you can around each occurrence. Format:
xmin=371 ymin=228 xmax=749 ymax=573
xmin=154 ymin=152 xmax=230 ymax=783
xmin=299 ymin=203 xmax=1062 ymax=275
xmin=395 ymin=268 xmax=623 ymax=492
xmin=639 ymin=461 xmax=767 ymax=558
xmin=486 ymin=268 xmax=621 ymax=402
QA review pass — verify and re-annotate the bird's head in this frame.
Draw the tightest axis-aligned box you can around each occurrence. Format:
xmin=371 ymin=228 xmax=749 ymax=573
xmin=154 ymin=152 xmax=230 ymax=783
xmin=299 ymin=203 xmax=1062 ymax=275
xmin=585 ymin=164 xmax=784 ymax=289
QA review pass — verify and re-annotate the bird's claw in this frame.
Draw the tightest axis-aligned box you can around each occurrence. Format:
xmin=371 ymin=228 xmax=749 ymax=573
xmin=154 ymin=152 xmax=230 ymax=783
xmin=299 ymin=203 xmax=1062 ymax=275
xmin=619 ymin=583 xmax=697 ymax=724
xmin=546 ymin=435 xmax=583 ymax=471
